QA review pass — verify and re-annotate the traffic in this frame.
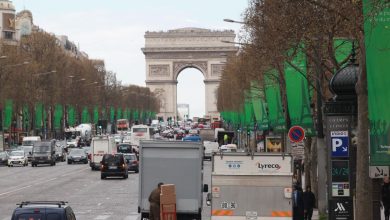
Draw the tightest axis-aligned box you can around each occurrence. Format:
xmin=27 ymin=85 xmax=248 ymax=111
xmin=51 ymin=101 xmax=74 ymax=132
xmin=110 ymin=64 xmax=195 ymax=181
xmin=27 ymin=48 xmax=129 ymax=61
xmin=0 ymin=117 xmax=295 ymax=220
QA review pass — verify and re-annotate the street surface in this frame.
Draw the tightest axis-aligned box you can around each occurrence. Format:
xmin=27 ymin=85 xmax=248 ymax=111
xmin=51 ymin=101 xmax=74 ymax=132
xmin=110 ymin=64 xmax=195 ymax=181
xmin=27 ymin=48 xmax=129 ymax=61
xmin=0 ymin=160 xmax=212 ymax=220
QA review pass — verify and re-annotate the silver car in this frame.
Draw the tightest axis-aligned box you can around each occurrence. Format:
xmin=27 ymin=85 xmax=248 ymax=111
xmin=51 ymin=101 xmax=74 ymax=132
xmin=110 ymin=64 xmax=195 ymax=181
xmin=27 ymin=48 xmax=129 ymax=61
xmin=8 ymin=150 xmax=28 ymax=167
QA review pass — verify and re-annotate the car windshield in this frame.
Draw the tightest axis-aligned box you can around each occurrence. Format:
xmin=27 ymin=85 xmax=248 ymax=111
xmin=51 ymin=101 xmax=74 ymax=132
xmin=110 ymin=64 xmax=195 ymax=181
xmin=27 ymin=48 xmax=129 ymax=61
xmin=133 ymin=128 xmax=147 ymax=133
xmin=10 ymin=151 xmax=24 ymax=156
xmin=22 ymin=140 xmax=35 ymax=146
xmin=33 ymin=145 xmax=50 ymax=153
xmin=103 ymin=154 xmax=122 ymax=164
xmin=69 ymin=149 xmax=85 ymax=156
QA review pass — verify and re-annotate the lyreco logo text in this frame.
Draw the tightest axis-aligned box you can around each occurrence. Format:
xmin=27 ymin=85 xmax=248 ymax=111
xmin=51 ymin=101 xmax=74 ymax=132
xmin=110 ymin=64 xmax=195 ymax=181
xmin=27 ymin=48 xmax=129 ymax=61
xmin=256 ymin=162 xmax=281 ymax=170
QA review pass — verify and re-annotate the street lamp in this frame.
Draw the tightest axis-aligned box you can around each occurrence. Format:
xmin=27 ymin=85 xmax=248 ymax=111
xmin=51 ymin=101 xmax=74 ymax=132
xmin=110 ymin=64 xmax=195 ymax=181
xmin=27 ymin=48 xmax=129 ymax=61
xmin=223 ymin=18 xmax=246 ymax=24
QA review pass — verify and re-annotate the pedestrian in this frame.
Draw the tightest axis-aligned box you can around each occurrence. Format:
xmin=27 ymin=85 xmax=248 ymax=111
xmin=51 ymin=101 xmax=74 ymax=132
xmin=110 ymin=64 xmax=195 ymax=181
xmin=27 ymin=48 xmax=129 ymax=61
xmin=293 ymin=184 xmax=304 ymax=220
xmin=303 ymin=185 xmax=316 ymax=220
xmin=149 ymin=182 xmax=163 ymax=220
xmin=223 ymin=133 xmax=228 ymax=145
xmin=382 ymin=176 xmax=390 ymax=220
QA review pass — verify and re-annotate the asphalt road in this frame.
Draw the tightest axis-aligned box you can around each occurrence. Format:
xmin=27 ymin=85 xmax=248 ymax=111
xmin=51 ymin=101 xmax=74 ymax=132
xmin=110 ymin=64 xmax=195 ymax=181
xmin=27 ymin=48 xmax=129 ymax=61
xmin=0 ymin=160 xmax=212 ymax=220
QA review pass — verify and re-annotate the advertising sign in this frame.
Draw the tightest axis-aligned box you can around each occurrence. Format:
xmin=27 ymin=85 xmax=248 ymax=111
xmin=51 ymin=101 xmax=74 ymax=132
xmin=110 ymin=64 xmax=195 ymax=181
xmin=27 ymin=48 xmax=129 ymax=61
xmin=213 ymin=155 xmax=292 ymax=176
xmin=266 ymin=136 xmax=282 ymax=152
xmin=330 ymin=198 xmax=354 ymax=220
xmin=332 ymin=182 xmax=350 ymax=197
xmin=331 ymin=131 xmax=349 ymax=157
xmin=369 ymin=166 xmax=389 ymax=179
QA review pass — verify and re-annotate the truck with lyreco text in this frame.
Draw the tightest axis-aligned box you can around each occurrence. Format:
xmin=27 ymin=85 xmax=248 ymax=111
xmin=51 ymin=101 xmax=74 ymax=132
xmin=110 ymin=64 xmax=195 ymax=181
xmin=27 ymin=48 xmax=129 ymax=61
xmin=90 ymin=136 xmax=116 ymax=170
xmin=138 ymin=140 xmax=208 ymax=220
xmin=208 ymin=153 xmax=293 ymax=220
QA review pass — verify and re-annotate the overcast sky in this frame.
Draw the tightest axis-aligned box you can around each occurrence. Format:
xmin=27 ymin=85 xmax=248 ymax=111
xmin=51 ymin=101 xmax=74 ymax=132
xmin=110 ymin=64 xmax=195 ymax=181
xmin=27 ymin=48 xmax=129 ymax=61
xmin=13 ymin=0 xmax=248 ymax=118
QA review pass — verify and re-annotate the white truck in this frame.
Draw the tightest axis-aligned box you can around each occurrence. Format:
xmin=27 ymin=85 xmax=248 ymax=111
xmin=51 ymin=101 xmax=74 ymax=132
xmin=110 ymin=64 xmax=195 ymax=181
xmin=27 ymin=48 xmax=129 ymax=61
xmin=138 ymin=140 xmax=208 ymax=220
xmin=90 ymin=136 xmax=116 ymax=170
xmin=208 ymin=153 xmax=293 ymax=220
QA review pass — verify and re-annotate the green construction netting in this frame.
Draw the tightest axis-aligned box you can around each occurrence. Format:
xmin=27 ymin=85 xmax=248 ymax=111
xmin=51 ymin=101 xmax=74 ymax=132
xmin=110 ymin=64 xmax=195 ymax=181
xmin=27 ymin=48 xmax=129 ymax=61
xmin=110 ymin=107 xmax=115 ymax=122
xmin=251 ymin=92 xmax=269 ymax=130
xmin=285 ymin=46 xmax=315 ymax=136
xmin=117 ymin=108 xmax=122 ymax=120
xmin=364 ymin=0 xmax=390 ymax=165
xmin=68 ymin=105 xmax=76 ymax=127
xmin=35 ymin=103 xmax=43 ymax=129
xmin=3 ymin=99 xmax=13 ymax=130
xmin=243 ymin=96 xmax=255 ymax=128
xmin=265 ymin=70 xmax=286 ymax=132
xmin=81 ymin=107 xmax=91 ymax=123
xmin=93 ymin=106 xmax=99 ymax=124
xmin=133 ymin=110 xmax=139 ymax=120
xmin=54 ymin=104 xmax=63 ymax=130
xmin=334 ymin=38 xmax=353 ymax=70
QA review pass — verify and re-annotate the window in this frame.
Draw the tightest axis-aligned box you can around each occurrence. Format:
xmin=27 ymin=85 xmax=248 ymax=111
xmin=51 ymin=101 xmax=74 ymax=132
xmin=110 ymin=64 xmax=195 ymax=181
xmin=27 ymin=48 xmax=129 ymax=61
xmin=17 ymin=213 xmax=43 ymax=220
xmin=47 ymin=213 xmax=61 ymax=220
xmin=3 ymin=31 xmax=14 ymax=40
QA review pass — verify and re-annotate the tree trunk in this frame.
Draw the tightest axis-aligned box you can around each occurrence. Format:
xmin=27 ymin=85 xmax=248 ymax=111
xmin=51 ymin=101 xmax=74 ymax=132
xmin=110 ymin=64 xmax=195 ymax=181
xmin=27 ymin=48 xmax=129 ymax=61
xmin=310 ymin=137 xmax=318 ymax=207
xmin=304 ymin=136 xmax=312 ymax=188
xmin=355 ymin=34 xmax=372 ymax=220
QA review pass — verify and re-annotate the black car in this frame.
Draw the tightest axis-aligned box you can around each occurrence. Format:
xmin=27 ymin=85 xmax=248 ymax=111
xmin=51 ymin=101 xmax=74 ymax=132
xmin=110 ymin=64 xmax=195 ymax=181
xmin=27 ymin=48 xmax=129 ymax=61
xmin=100 ymin=153 xmax=128 ymax=179
xmin=0 ymin=151 xmax=9 ymax=166
xmin=123 ymin=153 xmax=139 ymax=173
xmin=11 ymin=201 xmax=76 ymax=220
xmin=67 ymin=149 xmax=88 ymax=164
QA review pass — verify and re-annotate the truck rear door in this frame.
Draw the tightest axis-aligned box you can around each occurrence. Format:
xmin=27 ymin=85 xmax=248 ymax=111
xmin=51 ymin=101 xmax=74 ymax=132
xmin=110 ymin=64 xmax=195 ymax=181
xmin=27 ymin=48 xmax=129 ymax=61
xmin=211 ymin=154 xmax=293 ymax=220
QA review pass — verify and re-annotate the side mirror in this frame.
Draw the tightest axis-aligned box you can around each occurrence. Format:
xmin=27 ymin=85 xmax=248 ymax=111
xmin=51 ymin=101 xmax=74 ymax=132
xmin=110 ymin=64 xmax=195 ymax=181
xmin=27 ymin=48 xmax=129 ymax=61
xmin=206 ymin=193 xmax=212 ymax=206
xmin=203 ymin=184 xmax=209 ymax=193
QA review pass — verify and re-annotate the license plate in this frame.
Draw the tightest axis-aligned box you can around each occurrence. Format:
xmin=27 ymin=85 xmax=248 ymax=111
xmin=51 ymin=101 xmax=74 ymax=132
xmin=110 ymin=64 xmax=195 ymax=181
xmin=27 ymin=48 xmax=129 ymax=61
xmin=74 ymin=158 xmax=80 ymax=161
xmin=109 ymin=166 xmax=117 ymax=169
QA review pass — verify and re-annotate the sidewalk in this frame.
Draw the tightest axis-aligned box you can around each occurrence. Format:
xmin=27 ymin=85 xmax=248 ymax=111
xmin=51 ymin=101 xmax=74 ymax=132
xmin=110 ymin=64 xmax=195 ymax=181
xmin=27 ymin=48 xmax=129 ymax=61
xmin=312 ymin=209 xmax=320 ymax=219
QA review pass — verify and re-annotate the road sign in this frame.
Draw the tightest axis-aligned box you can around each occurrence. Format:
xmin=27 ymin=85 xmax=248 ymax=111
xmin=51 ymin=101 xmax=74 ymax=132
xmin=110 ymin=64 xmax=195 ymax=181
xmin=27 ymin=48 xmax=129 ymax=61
xmin=288 ymin=126 xmax=305 ymax=143
xmin=290 ymin=141 xmax=304 ymax=160
xmin=331 ymin=131 xmax=349 ymax=157
xmin=369 ymin=166 xmax=389 ymax=178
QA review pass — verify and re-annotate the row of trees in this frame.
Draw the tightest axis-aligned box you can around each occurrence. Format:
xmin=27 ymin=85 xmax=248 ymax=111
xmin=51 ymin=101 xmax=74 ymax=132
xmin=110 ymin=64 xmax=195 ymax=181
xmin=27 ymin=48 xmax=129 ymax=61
xmin=0 ymin=31 xmax=159 ymax=135
xmin=218 ymin=0 xmax=385 ymax=219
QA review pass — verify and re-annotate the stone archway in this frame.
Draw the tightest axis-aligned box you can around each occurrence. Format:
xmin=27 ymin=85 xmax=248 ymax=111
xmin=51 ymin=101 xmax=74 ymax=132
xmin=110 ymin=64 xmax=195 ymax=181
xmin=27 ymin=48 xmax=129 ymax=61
xmin=142 ymin=28 xmax=237 ymax=121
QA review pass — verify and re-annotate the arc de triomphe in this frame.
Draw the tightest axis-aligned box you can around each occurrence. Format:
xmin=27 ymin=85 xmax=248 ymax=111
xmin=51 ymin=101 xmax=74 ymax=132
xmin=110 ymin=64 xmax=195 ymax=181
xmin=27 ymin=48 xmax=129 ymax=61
xmin=142 ymin=28 xmax=237 ymax=121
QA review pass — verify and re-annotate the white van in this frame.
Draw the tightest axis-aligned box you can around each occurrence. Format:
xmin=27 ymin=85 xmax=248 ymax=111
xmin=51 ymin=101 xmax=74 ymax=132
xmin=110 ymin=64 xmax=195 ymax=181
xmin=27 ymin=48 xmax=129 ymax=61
xmin=90 ymin=136 xmax=115 ymax=170
xmin=22 ymin=136 xmax=41 ymax=161
xmin=203 ymin=141 xmax=219 ymax=160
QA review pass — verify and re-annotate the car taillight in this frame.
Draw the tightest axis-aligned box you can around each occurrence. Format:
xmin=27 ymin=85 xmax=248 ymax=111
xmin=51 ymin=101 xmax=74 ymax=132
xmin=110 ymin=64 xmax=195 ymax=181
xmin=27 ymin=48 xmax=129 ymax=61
xmin=132 ymin=161 xmax=138 ymax=165
xmin=34 ymin=208 xmax=40 ymax=213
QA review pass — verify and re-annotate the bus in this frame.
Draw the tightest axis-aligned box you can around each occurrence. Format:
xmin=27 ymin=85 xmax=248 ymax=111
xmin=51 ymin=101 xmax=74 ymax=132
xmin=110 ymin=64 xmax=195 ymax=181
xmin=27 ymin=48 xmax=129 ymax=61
xmin=117 ymin=119 xmax=129 ymax=132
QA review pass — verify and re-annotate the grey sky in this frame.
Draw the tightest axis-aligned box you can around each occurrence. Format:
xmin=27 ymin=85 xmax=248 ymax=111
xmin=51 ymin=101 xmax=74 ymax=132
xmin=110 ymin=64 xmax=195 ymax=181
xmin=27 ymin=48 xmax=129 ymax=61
xmin=13 ymin=0 xmax=248 ymax=117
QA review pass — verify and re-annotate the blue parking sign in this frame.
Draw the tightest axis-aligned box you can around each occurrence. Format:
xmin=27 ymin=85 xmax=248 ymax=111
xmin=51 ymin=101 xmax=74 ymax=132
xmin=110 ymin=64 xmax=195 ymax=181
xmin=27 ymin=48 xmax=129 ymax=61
xmin=331 ymin=131 xmax=349 ymax=157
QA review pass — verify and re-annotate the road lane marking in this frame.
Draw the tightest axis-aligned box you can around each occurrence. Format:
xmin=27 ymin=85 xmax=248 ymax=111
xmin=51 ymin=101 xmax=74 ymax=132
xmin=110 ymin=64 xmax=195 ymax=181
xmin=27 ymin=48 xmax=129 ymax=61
xmin=0 ymin=167 xmax=89 ymax=198
xmin=0 ymin=184 xmax=32 ymax=196
xmin=94 ymin=215 xmax=111 ymax=220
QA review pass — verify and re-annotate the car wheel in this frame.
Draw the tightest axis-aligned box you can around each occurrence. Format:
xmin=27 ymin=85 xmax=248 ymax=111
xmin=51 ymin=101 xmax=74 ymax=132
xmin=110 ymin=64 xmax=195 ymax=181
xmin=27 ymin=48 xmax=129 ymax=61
xmin=53 ymin=162 xmax=56 ymax=166
xmin=84 ymin=160 xmax=88 ymax=164
xmin=124 ymin=173 xmax=128 ymax=179
xmin=101 ymin=174 xmax=105 ymax=179
xmin=7 ymin=165 xmax=10 ymax=167
xmin=135 ymin=169 xmax=139 ymax=173
xmin=67 ymin=161 xmax=71 ymax=165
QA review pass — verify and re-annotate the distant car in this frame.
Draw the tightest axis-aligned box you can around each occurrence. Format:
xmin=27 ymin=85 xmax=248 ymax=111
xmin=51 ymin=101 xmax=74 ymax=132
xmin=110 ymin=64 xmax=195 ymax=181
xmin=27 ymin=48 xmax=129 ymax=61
xmin=100 ymin=153 xmax=128 ymax=179
xmin=11 ymin=201 xmax=76 ymax=220
xmin=67 ymin=148 xmax=88 ymax=164
xmin=183 ymin=135 xmax=201 ymax=142
xmin=176 ymin=131 xmax=185 ymax=140
xmin=117 ymin=143 xmax=133 ymax=154
xmin=8 ymin=150 xmax=28 ymax=167
xmin=123 ymin=153 xmax=139 ymax=173
xmin=0 ymin=151 xmax=9 ymax=166
xmin=114 ymin=135 xmax=122 ymax=144
xmin=55 ymin=144 xmax=66 ymax=162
